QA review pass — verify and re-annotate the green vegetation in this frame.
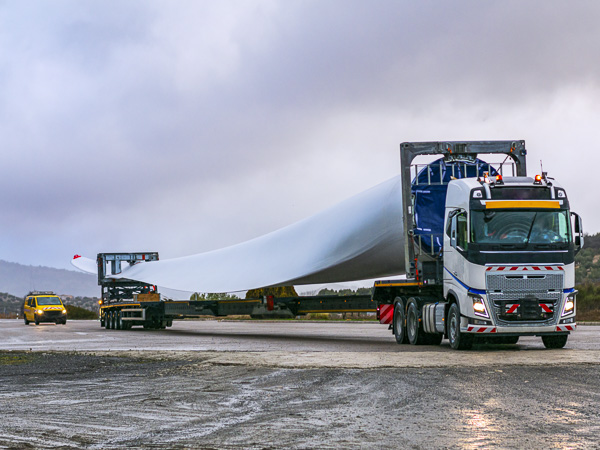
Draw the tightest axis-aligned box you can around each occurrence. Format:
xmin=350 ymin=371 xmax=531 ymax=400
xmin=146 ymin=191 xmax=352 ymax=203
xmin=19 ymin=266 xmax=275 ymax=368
xmin=575 ymin=233 xmax=600 ymax=320
xmin=64 ymin=304 xmax=97 ymax=320
xmin=317 ymin=287 xmax=372 ymax=296
xmin=0 ymin=352 xmax=35 ymax=366
xmin=190 ymin=292 xmax=240 ymax=301
xmin=245 ymin=286 xmax=298 ymax=299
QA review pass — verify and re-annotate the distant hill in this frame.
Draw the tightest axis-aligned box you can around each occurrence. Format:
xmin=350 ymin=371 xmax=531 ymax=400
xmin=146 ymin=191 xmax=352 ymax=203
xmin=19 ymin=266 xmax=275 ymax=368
xmin=0 ymin=260 xmax=98 ymax=298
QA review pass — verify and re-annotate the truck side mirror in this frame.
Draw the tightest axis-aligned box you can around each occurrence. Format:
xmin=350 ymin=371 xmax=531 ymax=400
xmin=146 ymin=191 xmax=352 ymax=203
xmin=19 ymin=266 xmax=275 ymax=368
xmin=571 ymin=212 xmax=584 ymax=253
xmin=450 ymin=215 xmax=458 ymax=248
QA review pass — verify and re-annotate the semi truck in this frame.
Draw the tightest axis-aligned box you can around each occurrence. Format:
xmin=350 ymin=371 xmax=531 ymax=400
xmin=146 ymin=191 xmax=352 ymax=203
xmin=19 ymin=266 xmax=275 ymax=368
xmin=90 ymin=140 xmax=582 ymax=350
xmin=373 ymin=140 xmax=583 ymax=349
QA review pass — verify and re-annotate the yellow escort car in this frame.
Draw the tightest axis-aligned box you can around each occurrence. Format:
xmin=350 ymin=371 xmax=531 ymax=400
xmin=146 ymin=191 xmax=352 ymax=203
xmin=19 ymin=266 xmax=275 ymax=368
xmin=23 ymin=291 xmax=68 ymax=325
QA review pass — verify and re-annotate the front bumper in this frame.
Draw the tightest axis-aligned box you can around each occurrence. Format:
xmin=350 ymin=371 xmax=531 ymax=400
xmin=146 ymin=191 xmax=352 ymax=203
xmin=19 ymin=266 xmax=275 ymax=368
xmin=463 ymin=323 xmax=576 ymax=335
xmin=35 ymin=311 xmax=67 ymax=322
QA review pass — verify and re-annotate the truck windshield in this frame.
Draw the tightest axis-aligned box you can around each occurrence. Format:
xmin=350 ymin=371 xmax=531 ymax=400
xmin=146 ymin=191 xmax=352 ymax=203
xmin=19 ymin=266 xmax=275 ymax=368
xmin=36 ymin=297 xmax=63 ymax=306
xmin=471 ymin=210 xmax=571 ymax=245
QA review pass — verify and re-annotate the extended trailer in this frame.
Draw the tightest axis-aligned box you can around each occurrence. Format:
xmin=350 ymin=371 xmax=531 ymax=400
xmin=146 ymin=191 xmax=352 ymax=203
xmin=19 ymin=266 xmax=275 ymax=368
xmin=96 ymin=252 xmax=376 ymax=330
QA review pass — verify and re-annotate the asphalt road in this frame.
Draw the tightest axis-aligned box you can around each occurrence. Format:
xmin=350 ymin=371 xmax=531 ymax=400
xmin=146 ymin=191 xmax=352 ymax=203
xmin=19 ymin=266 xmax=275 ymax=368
xmin=2 ymin=318 xmax=600 ymax=353
xmin=1 ymin=319 xmax=600 ymax=448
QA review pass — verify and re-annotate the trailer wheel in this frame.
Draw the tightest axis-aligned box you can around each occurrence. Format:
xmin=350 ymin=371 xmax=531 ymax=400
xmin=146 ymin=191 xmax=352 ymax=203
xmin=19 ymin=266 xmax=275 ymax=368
xmin=447 ymin=303 xmax=473 ymax=350
xmin=393 ymin=298 xmax=408 ymax=344
xmin=116 ymin=311 xmax=122 ymax=330
xmin=107 ymin=311 xmax=114 ymax=329
xmin=406 ymin=299 xmax=426 ymax=345
xmin=542 ymin=334 xmax=568 ymax=349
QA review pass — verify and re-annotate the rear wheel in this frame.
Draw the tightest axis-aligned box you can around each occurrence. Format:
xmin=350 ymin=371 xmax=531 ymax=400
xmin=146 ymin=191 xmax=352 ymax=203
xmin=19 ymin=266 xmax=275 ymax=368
xmin=116 ymin=311 xmax=122 ymax=330
xmin=106 ymin=311 xmax=113 ymax=329
xmin=406 ymin=299 xmax=427 ymax=345
xmin=542 ymin=334 xmax=568 ymax=349
xmin=393 ymin=298 xmax=408 ymax=344
xmin=447 ymin=303 xmax=473 ymax=350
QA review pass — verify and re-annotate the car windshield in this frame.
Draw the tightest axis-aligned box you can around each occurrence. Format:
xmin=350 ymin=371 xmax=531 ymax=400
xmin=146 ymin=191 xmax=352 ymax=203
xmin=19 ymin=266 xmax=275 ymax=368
xmin=471 ymin=210 xmax=571 ymax=245
xmin=36 ymin=296 xmax=63 ymax=306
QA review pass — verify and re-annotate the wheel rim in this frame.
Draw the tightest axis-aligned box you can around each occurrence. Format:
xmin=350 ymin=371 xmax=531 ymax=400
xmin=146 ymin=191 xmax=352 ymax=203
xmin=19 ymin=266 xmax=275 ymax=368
xmin=394 ymin=308 xmax=403 ymax=336
xmin=408 ymin=308 xmax=416 ymax=340
xmin=449 ymin=311 xmax=458 ymax=343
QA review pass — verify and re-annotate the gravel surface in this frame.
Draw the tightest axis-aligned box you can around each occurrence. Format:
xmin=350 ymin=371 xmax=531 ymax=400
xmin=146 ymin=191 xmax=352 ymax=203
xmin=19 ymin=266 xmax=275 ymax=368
xmin=2 ymin=351 xmax=600 ymax=449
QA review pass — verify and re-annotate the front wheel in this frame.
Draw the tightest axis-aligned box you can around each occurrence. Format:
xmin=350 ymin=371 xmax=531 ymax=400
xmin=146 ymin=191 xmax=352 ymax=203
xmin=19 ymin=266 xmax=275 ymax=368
xmin=393 ymin=298 xmax=408 ymax=344
xmin=24 ymin=317 xmax=29 ymax=325
xmin=447 ymin=303 xmax=473 ymax=350
xmin=542 ymin=334 xmax=568 ymax=349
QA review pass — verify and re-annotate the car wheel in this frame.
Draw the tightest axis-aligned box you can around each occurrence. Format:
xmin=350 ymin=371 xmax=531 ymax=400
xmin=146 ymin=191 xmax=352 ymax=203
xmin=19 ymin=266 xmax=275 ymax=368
xmin=393 ymin=298 xmax=408 ymax=344
xmin=542 ymin=334 xmax=568 ymax=349
xmin=447 ymin=303 xmax=473 ymax=350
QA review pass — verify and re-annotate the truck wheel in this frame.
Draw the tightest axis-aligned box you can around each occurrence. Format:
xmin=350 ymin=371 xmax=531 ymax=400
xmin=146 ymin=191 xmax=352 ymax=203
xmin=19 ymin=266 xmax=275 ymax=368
xmin=393 ymin=298 xmax=408 ymax=344
xmin=502 ymin=336 xmax=519 ymax=345
xmin=116 ymin=311 xmax=122 ymax=330
xmin=106 ymin=311 xmax=113 ymax=329
xmin=406 ymin=299 xmax=426 ymax=345
xmin=24 ymin=317 xmax=29 ymax=325
xmin=447 ymin=303 xmax=473 ymax=350
xmin=35 ymin=319 xmax=40 ymax=326
xmin=542 ymin=335 xmax=568 ymax=349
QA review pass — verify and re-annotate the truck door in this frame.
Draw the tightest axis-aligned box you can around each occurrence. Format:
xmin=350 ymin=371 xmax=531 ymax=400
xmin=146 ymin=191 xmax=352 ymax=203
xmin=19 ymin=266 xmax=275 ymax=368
xmin=444 ymin=209 xmax=468 ymax=291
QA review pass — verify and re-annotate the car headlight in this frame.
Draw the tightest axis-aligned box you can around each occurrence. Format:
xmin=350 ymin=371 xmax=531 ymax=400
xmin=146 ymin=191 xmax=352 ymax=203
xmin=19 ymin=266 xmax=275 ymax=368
xmin=469 ymin=293 xmax=489 ymax=318
xmin=562 ymin=292 xmax=576 ymax=316
xmin=36 ymin=309 xmax=44 ymax=315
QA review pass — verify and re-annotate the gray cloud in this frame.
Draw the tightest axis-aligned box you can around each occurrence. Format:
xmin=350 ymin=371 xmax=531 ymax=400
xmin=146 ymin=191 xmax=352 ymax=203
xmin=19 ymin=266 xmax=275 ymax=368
xmin=1 ymin=0 xmax=599 ymax=269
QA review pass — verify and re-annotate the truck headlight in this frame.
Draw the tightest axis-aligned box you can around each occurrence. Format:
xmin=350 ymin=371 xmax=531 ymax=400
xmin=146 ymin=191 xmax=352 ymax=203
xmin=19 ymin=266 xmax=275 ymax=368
xmin=62 ymin=310 xmax=67 ymax=314
xmin=36 ymin=309 xmax=44 ymax=315
xmin=562 ymin=292 xmax=576 ymax=316
xmin=469 ymin=293 xmax=489 ymax=318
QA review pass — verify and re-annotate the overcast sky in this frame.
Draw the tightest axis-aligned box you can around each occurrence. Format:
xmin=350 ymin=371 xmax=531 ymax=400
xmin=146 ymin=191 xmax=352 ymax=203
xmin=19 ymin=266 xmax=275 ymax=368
xmin=1 ymin=0 xmax=599 ymax=271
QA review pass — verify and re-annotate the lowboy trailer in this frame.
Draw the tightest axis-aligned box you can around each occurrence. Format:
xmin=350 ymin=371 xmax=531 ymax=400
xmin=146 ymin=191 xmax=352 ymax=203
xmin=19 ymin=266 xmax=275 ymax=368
xmin=96 ymin=252 xmax=376 ymax=330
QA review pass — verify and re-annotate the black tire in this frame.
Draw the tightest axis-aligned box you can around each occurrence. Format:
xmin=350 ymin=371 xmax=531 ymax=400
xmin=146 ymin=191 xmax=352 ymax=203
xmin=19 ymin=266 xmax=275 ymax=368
xmin=393 ymin=298 xmax=409 ymax=344
xmin=116 ymin=311 xmax=122 ymax=330
xmin=62 ymin=320 xmax=67 ymax=325
xmin=542 ymin=334 xmax=568 ymax=349
xmin=106 ymin=311 xmax=113 ymax=329
xmin=406 ymin=299 xmax=426 ymax=345
xmin=24 ymin=317 xmax=29 ymax=326
xmin=502 ymin=336 xmax=519 ymax=345
xmin=447 ymin=303 xmax=473 ymax=350
xmin=35 ymin=319 xmax=40 ymax=326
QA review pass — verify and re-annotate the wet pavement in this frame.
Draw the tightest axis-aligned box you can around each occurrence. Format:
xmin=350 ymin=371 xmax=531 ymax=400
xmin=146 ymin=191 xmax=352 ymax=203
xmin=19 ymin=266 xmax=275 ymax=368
xmin=1 ymin=320 xmax=599 ymax=448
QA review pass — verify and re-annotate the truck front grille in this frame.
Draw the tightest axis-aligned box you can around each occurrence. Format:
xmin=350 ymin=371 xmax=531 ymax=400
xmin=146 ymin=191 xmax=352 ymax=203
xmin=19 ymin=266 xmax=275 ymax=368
xmin=486 ymin=271 xmax=563 ymax=325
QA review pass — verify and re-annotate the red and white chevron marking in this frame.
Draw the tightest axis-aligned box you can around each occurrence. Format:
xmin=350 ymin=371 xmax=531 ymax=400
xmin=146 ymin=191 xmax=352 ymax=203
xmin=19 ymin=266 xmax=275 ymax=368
xmin=378 ymin=304 xmax=394 ymax=324
xmin=466 ymin=325 xmax=497 ymax=333
xmin=556 ymin=324 xmax=576 ymax=332
xmin=486 ymin=265 xmax=563 ymax=272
